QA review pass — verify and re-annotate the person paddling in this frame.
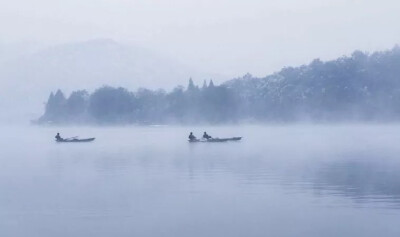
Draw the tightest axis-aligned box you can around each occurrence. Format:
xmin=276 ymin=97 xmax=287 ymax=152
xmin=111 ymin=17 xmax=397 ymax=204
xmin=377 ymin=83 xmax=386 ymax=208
xmin=55 ymin=132 xmax=63 ymax=141
xmin=188 ymin=132 xmax=197 ymax=141
xmin=203 ymin=132 xmax=212 ymax=140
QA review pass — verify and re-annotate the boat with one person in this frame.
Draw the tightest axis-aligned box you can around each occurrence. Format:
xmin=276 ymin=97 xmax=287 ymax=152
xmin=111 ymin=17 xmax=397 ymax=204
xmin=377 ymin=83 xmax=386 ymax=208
xmin=55 ymin=133 xmax=95 ymax=143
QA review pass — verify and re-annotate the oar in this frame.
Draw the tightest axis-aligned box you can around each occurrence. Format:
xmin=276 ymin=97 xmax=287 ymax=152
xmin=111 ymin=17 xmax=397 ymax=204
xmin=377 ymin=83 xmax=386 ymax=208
xmin=65 ymin=136 xmax=79 ymax=140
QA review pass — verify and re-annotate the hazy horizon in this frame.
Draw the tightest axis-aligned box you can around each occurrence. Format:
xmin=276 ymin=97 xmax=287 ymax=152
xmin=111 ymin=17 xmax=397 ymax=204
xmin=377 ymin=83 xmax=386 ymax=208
xmin=1 ymin=0 xmax=400 ymax=78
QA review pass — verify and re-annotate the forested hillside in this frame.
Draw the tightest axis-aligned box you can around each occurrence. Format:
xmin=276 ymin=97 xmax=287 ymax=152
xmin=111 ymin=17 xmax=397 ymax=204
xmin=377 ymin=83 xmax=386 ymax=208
xmin=37 ymin=47 xmax=400 ymax=124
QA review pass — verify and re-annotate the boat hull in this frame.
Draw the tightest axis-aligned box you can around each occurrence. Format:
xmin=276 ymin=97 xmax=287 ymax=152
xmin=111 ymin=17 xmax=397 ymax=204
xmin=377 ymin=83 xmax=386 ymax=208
xmin=57 ymin=138 xmax=95 ymax=143
xmin=189 ymin=137 xmax=242 ymax=143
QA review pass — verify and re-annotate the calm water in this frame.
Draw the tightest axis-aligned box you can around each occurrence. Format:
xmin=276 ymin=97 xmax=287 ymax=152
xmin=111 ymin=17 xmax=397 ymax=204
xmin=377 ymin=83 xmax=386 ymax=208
xmin=1 ymin=125 xmax=400 ymax=237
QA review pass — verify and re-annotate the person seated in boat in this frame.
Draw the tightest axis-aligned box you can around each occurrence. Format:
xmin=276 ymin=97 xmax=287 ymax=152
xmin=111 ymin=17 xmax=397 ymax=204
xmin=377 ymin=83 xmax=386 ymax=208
xmin=188 ymin=132 xmax=197 ymax=141
xmin=203 ymin=132 xmax=212 ymax=140
xmin=55 ymin=133 xmax=63 ymax=141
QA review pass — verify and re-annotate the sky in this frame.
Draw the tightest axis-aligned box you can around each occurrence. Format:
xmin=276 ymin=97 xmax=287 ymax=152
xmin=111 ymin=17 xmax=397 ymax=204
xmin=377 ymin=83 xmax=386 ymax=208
xmin=1 ymin=0 xmax=400 ymax=78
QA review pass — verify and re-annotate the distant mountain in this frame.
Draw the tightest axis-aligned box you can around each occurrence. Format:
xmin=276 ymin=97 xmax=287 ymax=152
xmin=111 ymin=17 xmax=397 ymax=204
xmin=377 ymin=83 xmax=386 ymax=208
xmin=0 ymin=39 xmax=216 ymax=90
xmin=0 ymin=41 xmax=45 ymax=64
xmin=0 ymin=39 xmax=221 ymax=122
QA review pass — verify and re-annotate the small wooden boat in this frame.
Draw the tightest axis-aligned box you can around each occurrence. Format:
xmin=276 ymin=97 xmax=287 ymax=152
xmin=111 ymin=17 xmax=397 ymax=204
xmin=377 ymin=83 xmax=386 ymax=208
xmin=189 ymin=137 xmax=242 ymax=143
xmin=56 ymin=138 xmax=95 ymax=143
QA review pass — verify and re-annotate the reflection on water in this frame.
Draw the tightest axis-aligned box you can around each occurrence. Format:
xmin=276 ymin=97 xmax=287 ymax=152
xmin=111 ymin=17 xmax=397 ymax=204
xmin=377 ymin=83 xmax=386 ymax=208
xmin=1 ymin=125 xmax=400 ymax=237
xmin=306 ymin=158 xmax=400 ymax=208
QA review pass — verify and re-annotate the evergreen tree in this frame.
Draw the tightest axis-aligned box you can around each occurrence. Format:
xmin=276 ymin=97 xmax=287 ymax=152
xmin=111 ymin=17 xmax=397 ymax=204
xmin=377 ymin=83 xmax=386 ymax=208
xmin=66 ymin=90 xmax=88 ymax=117
xmin=208 ymin=80 xmax=215 ymax=88
xmin=45 ymin=92 xmax=55 ymax=116
xmin=187 ymin=78 xmax=196 ymax=91
xmin=88 ymin=86 xmax=135 ymax=123
xmin=53 ymin=89 xmax=66 ymax=106
xmin=40 ymin=89 xmax=67 ymax=122
xmin=202 ymin=80 xmax=207 ymax=90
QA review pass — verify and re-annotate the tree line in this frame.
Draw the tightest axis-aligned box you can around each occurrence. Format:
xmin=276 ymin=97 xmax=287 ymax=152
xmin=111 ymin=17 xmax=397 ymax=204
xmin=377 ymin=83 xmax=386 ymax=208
xmin=37 ymin=46 xmax=400 ymax=124
xmin=38 ymin=79 xmax=238 ymax=124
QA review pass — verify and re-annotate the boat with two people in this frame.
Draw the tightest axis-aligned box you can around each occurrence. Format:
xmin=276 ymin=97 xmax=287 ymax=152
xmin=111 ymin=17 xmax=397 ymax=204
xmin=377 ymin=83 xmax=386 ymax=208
xmin=55 ymin=133 xmax=95 ymax=143
xmin=188 ymin=132 xmax=242 ymax=143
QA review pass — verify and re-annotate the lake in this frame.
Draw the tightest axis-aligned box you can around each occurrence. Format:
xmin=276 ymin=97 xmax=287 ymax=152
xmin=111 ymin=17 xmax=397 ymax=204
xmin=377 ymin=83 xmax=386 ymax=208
xmin=1 ymin=124 xmax=400 ymax=237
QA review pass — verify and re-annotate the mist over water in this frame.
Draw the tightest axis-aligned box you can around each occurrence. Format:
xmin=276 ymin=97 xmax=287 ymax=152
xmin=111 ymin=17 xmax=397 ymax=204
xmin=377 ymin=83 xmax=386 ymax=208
xmin=1 ymin=124 xmax=400 ymax=237
xmin=2 ymin=0 xmax=400 ymax=235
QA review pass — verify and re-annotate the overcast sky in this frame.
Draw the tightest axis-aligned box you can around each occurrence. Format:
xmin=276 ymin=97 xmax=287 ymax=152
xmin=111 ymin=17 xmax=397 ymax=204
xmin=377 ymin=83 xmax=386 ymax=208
xmin=1 ymin=0 xmax=400 ymax=77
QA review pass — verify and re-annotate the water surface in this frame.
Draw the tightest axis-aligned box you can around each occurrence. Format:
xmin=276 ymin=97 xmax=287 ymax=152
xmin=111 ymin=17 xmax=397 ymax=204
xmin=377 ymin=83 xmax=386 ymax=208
xmin=1 ymin=125 xmax=400 ymax=237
